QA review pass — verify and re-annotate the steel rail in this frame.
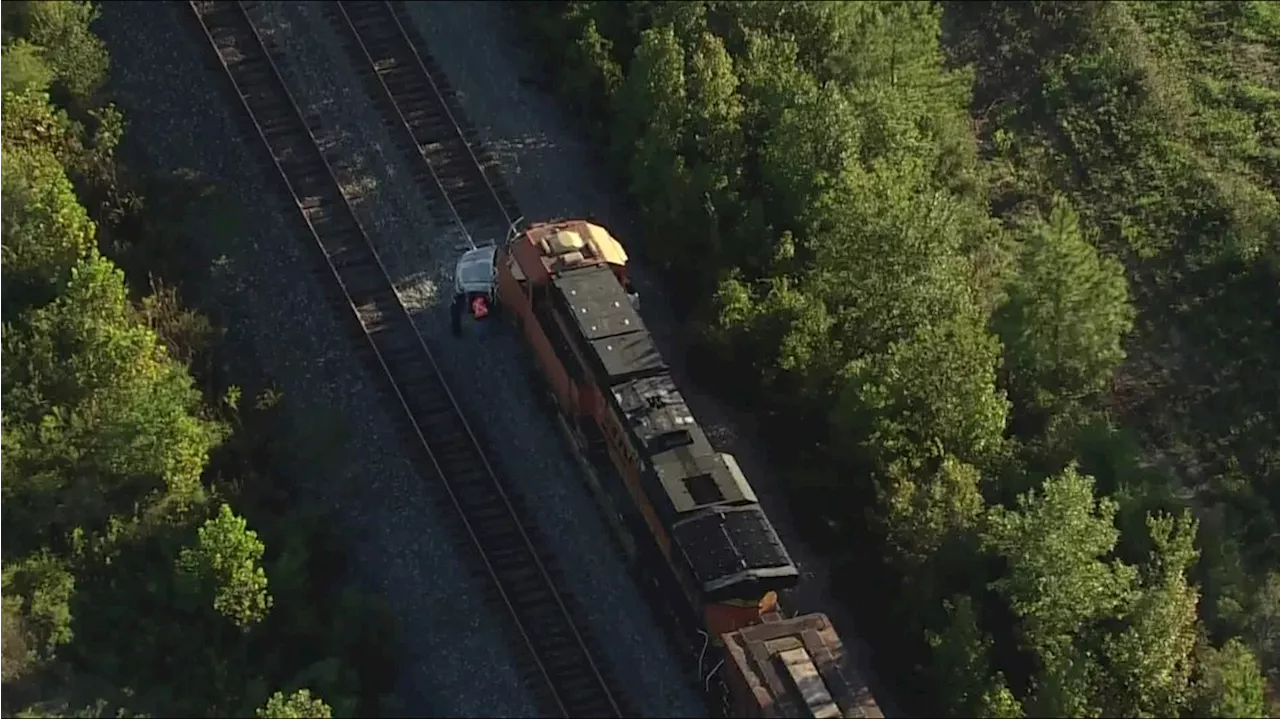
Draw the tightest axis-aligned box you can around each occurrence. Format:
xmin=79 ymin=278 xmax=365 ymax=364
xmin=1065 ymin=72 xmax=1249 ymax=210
xmin=335 ymin=0 xmax=518 ymax=240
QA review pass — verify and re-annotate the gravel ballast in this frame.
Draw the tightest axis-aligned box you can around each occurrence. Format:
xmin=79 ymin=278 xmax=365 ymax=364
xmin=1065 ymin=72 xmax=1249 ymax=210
xmin=95 ymin=3 xmax=532 ymax=716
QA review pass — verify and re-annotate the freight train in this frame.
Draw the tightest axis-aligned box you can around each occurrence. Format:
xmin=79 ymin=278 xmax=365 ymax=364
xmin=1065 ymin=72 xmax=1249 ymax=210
xmin=452 ymin=220 xmax=883 ymax=718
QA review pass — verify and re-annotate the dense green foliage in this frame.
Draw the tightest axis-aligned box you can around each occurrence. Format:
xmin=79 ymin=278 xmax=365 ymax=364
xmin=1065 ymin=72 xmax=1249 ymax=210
xmin=522 ymin=1 xmax=1279 ymax=715
xmin=1 ymin=3 xmax=399 ymax=716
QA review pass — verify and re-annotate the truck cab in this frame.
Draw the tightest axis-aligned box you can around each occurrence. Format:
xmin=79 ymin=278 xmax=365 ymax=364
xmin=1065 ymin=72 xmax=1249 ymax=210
xmin=453 ymin=243 xmax=498 ymax=301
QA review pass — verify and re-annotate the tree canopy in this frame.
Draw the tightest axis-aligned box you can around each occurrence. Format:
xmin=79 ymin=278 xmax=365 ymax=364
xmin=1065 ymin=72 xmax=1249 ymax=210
xmin=524 ymin=0 xmax=1280 ymax=714
xmin=257 ymin=689 xmax=334 ymax=719
xmin=1 ymin=3 xmax=395 ymax=716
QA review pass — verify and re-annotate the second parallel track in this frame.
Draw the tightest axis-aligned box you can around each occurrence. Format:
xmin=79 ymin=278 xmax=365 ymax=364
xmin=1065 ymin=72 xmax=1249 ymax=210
xmin=330 ymin=0 xmax=520 ymax=243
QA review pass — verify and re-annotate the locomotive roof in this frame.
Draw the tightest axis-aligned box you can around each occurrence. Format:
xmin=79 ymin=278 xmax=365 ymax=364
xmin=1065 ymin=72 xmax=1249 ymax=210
xmin=552 ymin=265 xmax=665 ymax=383
xmin=722 ymin=613 xmax=883 ymax=719
xmin=672 ymin=505 xmax=797 ymax=595
xmin=513 ymin=220 xmax=630 ymax=284
xmin=613 ymin=375 xmax=757 ymax=512
xmin=589 ymin=333 xmax=667 ymax=381
xmin=554 ymin=264 xmax=643 ymax=340
xmin=532 ymin=221 xmax=629 ymax=268
xmin=612 ymin=373 xmax=799 ymax=596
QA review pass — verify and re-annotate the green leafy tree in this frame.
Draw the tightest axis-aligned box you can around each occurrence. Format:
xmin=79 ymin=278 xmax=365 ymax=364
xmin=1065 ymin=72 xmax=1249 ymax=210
xmin=879 ymin=455 xmax=985 ymax=569
xmin=7 ymin=0 xmax=109 ymax=103
xmin=981 ymin=685 xmax=1026 ymax=719
xmin=712 ymin=274 xmax=834 ymax=398
xmin=555 ymin=8 xmax=621 ymax=133
xmin=256 ymin=689 xmax=332 ymax=719
xmin=611 ymin=24 xmax=690 ymax=237
xmin=1103 ymin=511 xmax=1200 ymax=717
xmin=996 ymin=195 xmax=1134 ymax=416
xmin=683 ymin=30 xmax=743 ymax=170
xmin=1 ymin=138 xmax=97 ymax=313
xmin=732 ymin=28 xmax=809 ymax=146
xmin=980 ymin=468 xmax=1214 ymax=717
xmin=176 ymin=503 xmax=273 ymax=630
xmin=983 ymin=465 xmax=1136 ymax=644
xmin=2 ymin=257 xmax=225 ymax=552
xmin=927 ymin=594 xmax=1024 ymax=718
xmin=1 ymin=39 xmax=53 ymax=95
xmin=806 ymin=157 xmax=995 ymax=357
xmin=1247 ymin=571 xmax=1280 ymax=675
xmin=981 ymin=465 xmax=1136 ymax=716
xmin=2 ymin=589 xmax=35 ymax=682
xmin=832 ymin=312 xmax=1008 ymax=469
xmin=982 ymin=465 xmax=1135 ymax=650
xmin=1192 ymin=637 xmax=1268 ymax=718
xmin=0 ymin=552 xmax=75 ymax=666
xmin=1030 ymin=649 xmax=1105 ymax=718
xmin=756 ymin=77 xmax=855 ymax=233
xmin=632 ymin=0 xmax=708 ymax=46
xmin=14 ymin=699 xmax=129 ymax=719
xmin=1 ymin=87 xmax=124 ymax=214
xmin=1 ymin=7 xmax=400 ymax=717
xmin=673 ymin=29 xmax=743 ymax=268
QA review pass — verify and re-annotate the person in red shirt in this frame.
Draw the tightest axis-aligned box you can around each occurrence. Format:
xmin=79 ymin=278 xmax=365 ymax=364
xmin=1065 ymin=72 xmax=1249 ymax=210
xmin=451 ymin=292 xmax=492 ymax=338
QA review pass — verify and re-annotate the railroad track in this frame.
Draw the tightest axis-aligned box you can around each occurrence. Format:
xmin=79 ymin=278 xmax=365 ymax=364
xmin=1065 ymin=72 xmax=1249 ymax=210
xmin=188 ymin=2 xmax=623 ymax=716
xmin=328 ymin=0 xmax=521 ymax=244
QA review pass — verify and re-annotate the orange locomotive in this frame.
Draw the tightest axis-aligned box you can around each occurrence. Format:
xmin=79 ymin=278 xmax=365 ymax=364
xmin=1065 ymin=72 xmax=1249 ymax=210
xmin=453 ymin=220 xmax=883 ymax=718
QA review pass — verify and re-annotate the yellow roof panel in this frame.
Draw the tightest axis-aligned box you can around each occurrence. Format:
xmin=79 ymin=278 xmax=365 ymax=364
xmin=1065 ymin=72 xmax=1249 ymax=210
xmin=583 ymin=222 xmax=629 ymax=266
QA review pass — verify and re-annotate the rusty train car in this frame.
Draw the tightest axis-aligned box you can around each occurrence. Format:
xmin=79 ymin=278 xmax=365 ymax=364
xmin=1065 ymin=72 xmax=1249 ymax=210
xmin=453 ymin=220 xmax=883 ymax=718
